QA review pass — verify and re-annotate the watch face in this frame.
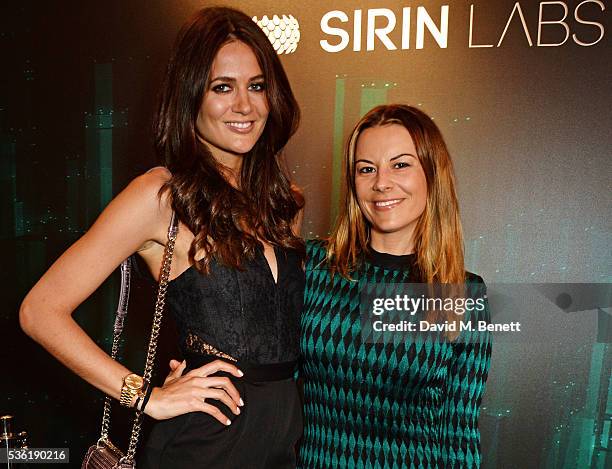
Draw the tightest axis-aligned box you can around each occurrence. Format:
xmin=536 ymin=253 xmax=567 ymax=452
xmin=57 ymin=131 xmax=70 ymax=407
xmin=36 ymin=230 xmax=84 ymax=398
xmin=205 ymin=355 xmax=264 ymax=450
xmin=125 ymin=374 xmax=144 ymax=389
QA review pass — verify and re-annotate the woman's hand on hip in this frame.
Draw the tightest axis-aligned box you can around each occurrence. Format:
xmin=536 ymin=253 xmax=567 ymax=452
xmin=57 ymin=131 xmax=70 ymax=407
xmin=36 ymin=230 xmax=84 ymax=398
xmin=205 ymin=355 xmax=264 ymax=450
xmin=146 ymin=359 xmax=244 ymax=425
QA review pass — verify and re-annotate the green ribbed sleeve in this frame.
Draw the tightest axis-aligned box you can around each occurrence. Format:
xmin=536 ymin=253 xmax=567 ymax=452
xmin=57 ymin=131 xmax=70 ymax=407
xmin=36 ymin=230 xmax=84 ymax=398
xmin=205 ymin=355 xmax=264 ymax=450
xmin=440 ymin=280 xmax=492 ymax=467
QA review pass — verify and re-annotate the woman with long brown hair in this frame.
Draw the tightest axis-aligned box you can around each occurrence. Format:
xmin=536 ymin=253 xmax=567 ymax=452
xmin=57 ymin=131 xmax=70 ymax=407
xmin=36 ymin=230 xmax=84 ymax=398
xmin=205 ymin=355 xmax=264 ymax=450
xmin=299 ymin=104 xmax=492 ymax=468
xmin=20 ymin=7 xmax=304 ymax=468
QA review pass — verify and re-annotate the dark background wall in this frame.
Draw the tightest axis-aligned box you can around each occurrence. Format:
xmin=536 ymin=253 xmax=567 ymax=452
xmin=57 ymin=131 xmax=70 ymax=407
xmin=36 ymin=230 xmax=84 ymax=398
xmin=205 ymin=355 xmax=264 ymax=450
xmin=1 ymin=1 xmax=610 ymax=467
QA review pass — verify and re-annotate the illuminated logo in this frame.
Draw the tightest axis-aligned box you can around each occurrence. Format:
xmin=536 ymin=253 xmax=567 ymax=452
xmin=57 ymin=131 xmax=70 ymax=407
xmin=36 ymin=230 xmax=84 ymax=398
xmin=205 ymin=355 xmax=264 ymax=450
xmin=253 ymin=14 xmax=301 ymax=54
xmin=319 ymin=3 xmax=605 ymax=53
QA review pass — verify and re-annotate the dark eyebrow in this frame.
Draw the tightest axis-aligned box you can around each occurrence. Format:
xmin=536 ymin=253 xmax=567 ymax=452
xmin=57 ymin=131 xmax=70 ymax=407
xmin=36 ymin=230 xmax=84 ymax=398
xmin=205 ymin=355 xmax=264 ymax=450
xmin=210 ymin=74 xmax=265 ymax=83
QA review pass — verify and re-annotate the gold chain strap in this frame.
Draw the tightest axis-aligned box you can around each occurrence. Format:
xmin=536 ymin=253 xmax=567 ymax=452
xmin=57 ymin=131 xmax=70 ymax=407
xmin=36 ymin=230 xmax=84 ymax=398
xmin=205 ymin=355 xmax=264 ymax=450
xmin=96 ymin=213 xmax=178 ymax=464
xmin=123 ymin=212 xmax=178 ymax=463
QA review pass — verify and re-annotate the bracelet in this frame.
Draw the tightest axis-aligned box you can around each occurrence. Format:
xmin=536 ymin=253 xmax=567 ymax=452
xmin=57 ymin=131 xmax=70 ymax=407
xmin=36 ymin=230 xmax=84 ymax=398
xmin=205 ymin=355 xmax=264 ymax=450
xmin=134 ymin=395 xmax=144 ymax=410
xmin=139 ymin=385 xmax=154 ymax=413
xmin=131 ymin=379 xmax=150 ymax=409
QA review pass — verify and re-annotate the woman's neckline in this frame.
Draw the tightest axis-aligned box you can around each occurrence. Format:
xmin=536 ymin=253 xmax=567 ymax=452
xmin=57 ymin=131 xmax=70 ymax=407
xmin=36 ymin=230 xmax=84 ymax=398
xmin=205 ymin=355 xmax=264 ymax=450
xmin=366 ymin=246 xmax=416 ymax=270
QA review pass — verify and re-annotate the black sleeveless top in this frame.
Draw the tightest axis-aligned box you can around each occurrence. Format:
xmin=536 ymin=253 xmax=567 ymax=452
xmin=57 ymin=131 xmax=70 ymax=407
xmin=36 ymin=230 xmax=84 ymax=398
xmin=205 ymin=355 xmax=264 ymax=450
xmin=166 ymin=245 xmax=304 ymax=366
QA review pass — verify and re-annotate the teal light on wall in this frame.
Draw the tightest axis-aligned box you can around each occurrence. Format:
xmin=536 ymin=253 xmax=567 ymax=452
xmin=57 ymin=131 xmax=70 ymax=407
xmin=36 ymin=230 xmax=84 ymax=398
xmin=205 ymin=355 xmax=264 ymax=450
xmin=503 ymin=228 xmax=519 ymax=280
xmin=330 ymin=76 xmax=346 ymax=228
xmin=81 ymin=63 xmax=127 ymax=339
xmin=85 ymin=63 xmax=121 ymax=226
xmin=330 ymin=78 xmax=394 ymax=229
xmin=465 ymin=236 xmax=483 ymax=273
xmin=83 ymin=64 xmax=127 ymax=228
xmin=587 ymin=341 xmax=611 ymax=467
xmin=65 ymin=158 xmax=81 ymax=233
xmin=359 ymin=84 xmax=388 ymax=117
xmin=0 ymin=137 xmax=21 ymax=237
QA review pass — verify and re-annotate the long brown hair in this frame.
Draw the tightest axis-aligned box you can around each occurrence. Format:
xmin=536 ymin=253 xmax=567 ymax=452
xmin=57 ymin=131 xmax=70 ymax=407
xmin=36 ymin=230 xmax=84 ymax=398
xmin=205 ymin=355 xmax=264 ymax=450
xmin=327 ymin=104 xmax=465 ymax=286
xmin=155 ymin=7 xmax=304 ymax=271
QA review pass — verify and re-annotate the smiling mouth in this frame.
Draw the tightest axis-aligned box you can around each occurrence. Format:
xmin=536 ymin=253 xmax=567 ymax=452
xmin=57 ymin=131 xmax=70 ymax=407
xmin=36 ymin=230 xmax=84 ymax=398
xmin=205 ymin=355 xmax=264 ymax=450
xmin=372 ymin=199 xmax=403 ymax=210
xmin=225 ymin=121 xmax=254 ymax=132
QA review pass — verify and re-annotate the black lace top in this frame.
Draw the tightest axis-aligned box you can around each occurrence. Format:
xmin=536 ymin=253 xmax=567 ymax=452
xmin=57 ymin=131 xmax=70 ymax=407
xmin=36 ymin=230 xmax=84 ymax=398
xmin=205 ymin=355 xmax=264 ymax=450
xmin=166 ymin=245 xmax=304 ymax=366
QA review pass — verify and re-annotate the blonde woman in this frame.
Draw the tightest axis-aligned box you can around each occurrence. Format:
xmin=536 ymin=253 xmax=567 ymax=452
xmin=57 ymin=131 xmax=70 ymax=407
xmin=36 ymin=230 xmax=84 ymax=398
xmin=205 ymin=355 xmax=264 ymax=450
xmin=299 ymin=104 xmax=492 ymax=468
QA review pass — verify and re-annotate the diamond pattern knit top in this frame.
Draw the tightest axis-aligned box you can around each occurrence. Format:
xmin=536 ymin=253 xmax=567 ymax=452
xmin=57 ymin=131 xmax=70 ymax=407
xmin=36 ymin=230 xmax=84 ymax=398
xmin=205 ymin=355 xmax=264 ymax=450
xmin=298 ymin=240 xmax=492 ymax=468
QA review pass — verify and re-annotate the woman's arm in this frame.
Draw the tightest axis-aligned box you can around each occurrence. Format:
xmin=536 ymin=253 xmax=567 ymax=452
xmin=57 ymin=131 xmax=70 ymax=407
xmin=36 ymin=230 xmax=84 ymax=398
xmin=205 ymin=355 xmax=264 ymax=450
xmin=19 ymin=168 xmax=243 ymax=424
xmin=440 ymin=278 xmax=493 ymax=468
xmin=20 ymin=169 xmax=172 ymax=398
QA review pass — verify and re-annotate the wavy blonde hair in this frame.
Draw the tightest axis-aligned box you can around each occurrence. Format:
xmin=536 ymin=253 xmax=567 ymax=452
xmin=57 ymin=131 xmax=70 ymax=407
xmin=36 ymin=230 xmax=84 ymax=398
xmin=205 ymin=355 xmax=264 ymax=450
xmin=327 ymin=104 xmax=465 ymax=287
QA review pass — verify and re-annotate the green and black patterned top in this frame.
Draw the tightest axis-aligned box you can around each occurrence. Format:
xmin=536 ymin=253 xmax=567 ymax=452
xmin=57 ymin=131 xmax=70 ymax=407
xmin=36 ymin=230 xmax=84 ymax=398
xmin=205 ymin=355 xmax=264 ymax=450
xmin=298 ymin=240 xmax=492 ymax=468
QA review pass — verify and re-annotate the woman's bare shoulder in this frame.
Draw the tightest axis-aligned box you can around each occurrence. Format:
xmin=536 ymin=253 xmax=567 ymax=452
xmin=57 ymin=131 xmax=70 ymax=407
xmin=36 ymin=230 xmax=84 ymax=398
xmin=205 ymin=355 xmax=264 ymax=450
xmin=137 ymin=166 xmax=172 ymax=195
xmin=145 ymin=165 xmax=172 ymax=180
xmin=85 ymin=167 xmax=174 ymax=250
xmin=122 ymin=167 xmax=172 ymax=213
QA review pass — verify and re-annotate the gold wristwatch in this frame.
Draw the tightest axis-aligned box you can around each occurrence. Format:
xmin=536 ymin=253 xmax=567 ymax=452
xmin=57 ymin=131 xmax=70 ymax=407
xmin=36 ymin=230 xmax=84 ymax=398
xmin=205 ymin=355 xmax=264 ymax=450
xmin=119 ymin=373 xmax=145 ymax=408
